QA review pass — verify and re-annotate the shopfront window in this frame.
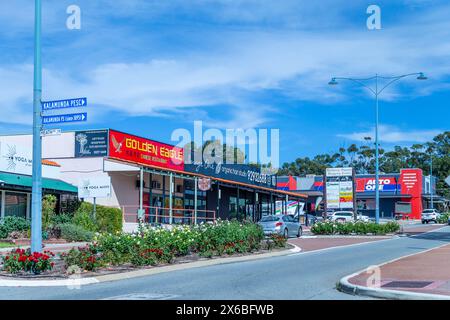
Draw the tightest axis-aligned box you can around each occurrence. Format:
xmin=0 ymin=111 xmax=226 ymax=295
xmin=5 ymin=192 xmax=28 ymax=218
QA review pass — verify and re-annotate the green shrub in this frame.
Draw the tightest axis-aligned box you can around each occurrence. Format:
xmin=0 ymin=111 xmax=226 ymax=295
xmin=51 ymin=213 xmax=73 ymax=225
xmin=96 ymin=206 xmax=123 ymax=234
xmin=73 ymin=202 xmax=123 ymax=234
xmin=58 ymin=223 xmax=94 ymax=242
xmin=438 ymin=213 xmax=450 ymax=224
xmin=42 ymin=194 xmax=57 ymax=229
xmin=0 ymin=216 xmax=31 ymax=239
xmin=73 ymin=203 xmax=97 ymax=232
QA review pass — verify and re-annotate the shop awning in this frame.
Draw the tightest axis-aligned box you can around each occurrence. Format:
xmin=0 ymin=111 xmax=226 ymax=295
xmin=0 ymin=172 xmax=77 ymax=193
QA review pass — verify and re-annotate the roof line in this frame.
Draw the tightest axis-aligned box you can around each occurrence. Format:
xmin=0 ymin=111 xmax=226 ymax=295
xmin=106 ymin=157 xmax=307 ymax=199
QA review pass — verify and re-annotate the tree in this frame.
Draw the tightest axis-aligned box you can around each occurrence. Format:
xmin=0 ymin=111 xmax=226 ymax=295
xmin=278 ymin=131 xmax=450 ymax=198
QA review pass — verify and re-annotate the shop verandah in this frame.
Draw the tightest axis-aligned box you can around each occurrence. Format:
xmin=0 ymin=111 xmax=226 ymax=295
xmin=114 ymin=162 xmax=307 ymax=226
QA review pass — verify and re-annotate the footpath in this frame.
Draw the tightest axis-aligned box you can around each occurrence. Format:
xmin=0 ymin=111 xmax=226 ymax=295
xmin=339 ymin=225 xmax=450 ymax=300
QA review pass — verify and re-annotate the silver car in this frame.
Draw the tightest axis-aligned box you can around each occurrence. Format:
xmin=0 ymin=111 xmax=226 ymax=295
xmin=258 ymin=215 xmax=302 ymax=238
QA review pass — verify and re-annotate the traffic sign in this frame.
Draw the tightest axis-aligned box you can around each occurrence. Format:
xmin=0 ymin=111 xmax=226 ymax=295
xmin=445 ymin=176 xmax=450 ymax=187
xmin=40 ymin=129 xmax=62 ymax=136
xmin=42 ymin=113 xmax=87 ymax=124
xmin=41 ymin=97 xmax=87 ymax=111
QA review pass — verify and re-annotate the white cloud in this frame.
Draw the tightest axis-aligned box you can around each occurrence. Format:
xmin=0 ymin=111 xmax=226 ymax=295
xmin=337 ymin=125 xmax=441 ymax=143
xmin=1 ymin=1 xmax=450 ymax=128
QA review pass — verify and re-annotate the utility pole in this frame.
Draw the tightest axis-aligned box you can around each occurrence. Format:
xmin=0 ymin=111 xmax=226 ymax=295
xmin=31 ymin=0 xmax=43 ymax=253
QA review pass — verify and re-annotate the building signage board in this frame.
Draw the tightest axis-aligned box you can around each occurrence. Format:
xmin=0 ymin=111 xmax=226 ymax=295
xmin=108 ymin=130 xmax=184 ymax=171
xmin=325 ymin=167 xmax=355 ymax=210
xmin=185 ymin=162 xmax=277 ymax=189
xmin=75 ymin=130 xmax=108 ymax=158
xmin=0 ymin=142 xmax=33 ymax=175
xmin=78 ymin=176 xmax=111 ymax=199
xmin=356 ymin=176 xmax=399 ymax=193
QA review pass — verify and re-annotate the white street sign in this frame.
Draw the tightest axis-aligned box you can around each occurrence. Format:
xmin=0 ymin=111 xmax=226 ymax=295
xmin=445 ymin=176 xmax=450 ymax=187
xmin=78 ymin=176 xmax=111 ymax=199
xmin=41 ymin=129 xmax=62 ymax=137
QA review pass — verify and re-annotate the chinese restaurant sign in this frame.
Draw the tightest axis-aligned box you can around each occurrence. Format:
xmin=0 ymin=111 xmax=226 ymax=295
xmin=185 ymin=161 xmax=277 ymax=189
xmin=108 ymin=130 xmax=184 ymax=171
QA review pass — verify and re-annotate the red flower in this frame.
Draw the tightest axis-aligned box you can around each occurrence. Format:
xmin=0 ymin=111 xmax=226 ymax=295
xmin=4 ymin=256 xmax=9 ymax=260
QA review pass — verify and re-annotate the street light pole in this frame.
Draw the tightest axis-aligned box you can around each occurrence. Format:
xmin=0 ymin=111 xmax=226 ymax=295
xmin=430 ymin=153 xmax=434 ymax=209
xmin=329 ymin=72 xmax=427 ymax=224
xmin=374 ymin=74 xmax=380 ymax=224
xmin=31 ymin=0 xmax=43 ymax=253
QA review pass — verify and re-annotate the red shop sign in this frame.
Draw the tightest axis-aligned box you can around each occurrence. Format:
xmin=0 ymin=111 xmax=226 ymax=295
xmin=108 ymin=130 xmax=184 ymax=171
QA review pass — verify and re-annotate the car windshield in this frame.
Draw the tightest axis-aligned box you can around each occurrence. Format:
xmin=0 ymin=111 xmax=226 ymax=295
xmin=423 ymin=210 xmax=435 ymax=213
xmin=260 ymin=216 xmax=280 ymax=222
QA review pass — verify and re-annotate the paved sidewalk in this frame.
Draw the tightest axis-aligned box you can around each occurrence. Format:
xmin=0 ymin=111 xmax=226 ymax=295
xmin=0 ymin=242 xmax=88 ymax=254
xmin=346 ymin=243 xmax=450 ymax=297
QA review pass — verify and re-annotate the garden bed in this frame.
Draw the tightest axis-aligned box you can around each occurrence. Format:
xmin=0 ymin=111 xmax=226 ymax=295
xmin=0 ymin=241 xmax=290 ymax=280
xmin=0 ymin=220 xmax=288 ymax=279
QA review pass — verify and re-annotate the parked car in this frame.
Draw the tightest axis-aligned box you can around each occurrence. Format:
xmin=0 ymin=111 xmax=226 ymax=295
xmin=328 ymin=211 xmax=354 ymax=223
xmin=258 ymin=215 xmax=303 ymax=239
xmin=448 ymin=215 xmax=450 ymax=225
xmin=327 ymin=211 xmax=370 ymax=223
xmin=421 ymin=209 xmax=441 ymax=224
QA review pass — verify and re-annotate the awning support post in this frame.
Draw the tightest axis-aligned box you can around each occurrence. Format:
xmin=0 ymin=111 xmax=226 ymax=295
xmin=169 ymin=172 xmax=173 ymax=224
xmin=194 ymin=177 xmax=198 ymax=225
xmin=138 ymin=167 xmax=144 ymax=222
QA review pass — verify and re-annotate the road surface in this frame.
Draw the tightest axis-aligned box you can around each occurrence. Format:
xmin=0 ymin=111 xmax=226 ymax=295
xmin=0 ymin=225 xmax=448 ymax=300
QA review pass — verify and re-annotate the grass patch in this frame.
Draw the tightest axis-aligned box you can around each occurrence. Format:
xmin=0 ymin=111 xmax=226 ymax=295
xmin=0 ymin=242 xmax=14 ymax=249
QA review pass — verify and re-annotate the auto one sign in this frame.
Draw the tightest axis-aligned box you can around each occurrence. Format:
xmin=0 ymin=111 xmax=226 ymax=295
xmin=78 ymin=176 xmax=111 ymax=199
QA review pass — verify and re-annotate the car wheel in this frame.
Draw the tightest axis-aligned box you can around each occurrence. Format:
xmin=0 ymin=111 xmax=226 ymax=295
xmin=422 ymin=221 xmax=425 ymax=224
xmin=283 ymin=229 xmax=288 ymax=239
xmin=297 ymin=227 xmax=302 ymax=238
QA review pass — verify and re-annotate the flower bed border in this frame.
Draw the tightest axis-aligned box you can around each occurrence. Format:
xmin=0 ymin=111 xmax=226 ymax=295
xmin=0 ymin=244 xmax=293 ymax=281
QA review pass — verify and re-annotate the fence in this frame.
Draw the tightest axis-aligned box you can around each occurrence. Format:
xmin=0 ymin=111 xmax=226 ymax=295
xmin=121 ymin=205 xmax=216 ymax=225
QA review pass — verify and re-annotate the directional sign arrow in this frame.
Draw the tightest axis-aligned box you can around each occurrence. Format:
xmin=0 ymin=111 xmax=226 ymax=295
xmin=41 ymin=97 xmax=87 ymax=111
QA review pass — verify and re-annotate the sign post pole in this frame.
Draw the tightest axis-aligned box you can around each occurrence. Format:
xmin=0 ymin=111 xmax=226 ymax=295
xmin=93 ymin=197 xmax=97 ymax=222
xmin=31 ymin=0 xmax=43 ymax=253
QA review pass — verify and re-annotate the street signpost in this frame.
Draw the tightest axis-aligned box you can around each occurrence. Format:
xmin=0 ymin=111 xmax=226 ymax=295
xmin=42 ymin=112 xmax=87 ymax=124
xmin=41 ymin=97 xmax=87 ymax=110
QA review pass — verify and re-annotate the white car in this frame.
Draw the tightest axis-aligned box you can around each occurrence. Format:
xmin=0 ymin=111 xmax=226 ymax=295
xmin=328 ymin=211 xmax=370 ymax=223
xmin=328 ymin=211 xmax=354 ymax=223
xmin=421 ymin=209 xmax=441 ymax=224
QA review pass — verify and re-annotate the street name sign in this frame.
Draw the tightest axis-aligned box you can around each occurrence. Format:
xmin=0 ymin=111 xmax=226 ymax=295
xmin=42 ymin=113 xmax=87 ymax=125
xmin=40 ymin=129 xmax=62 ymax=136
xmin=41 ymin=97 xmax=87 ymax=111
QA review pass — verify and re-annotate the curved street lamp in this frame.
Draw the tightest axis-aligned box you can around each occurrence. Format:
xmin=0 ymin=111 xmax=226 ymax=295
xmin=328 ymin=73 xmax=428 ymax=224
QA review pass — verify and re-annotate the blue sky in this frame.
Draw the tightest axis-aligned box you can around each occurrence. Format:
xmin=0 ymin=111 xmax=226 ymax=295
xmin=0 ymin=0 xmax=449 ymax=167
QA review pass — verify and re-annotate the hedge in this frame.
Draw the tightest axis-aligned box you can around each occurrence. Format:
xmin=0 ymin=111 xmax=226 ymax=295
xmin=311 ymin=221 xmax=400 ymax=235
xmin=58 ymin=223 xmax=94 ymax=242
xmin=73 ymin=202 xmax=122 ymax=234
